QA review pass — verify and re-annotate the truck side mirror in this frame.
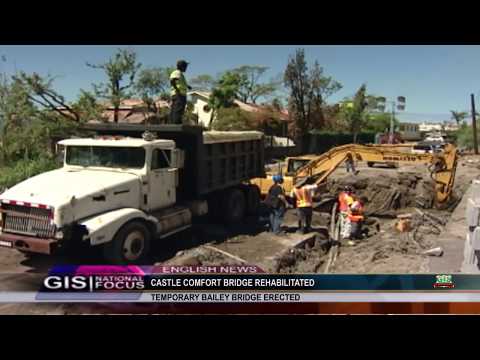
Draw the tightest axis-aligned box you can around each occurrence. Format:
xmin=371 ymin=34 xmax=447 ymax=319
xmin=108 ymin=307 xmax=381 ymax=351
xmin=56 ymin=146 xmax=65 ymax=166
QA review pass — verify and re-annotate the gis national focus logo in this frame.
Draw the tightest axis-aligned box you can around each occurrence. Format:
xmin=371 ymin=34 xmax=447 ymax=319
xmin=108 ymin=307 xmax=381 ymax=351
xmin=42 ymin=274 xmax=145 ymax=292
xmin=433 ymin=274 xmax=455 ymax=289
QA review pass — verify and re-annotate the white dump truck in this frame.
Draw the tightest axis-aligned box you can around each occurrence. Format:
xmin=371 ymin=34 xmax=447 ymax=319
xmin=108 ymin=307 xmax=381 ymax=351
xmin=0 ymin=125 xmax=265 ymax=264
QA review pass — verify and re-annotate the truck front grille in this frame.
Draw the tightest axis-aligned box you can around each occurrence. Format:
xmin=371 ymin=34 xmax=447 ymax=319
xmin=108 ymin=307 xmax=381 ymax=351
xmin=1 ymin=204 xmax=55 ymax=238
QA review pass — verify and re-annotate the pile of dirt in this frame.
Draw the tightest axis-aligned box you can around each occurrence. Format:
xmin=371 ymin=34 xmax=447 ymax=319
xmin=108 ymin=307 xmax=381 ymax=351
xmin=274 ymin=207 xmax=449 ymax=274
xmin=326 ymin=210 xmax=448 ymax=273
xmin=326 ymin=172 xmax=436 ymax=217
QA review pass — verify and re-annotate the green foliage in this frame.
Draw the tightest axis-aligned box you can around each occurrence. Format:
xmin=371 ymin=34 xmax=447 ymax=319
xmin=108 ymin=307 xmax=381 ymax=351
xmin=0 ymin=157 xmax=59 ymax=191
xmin=284 ymin=49 xmax=342 ymax=151
xmin=212 ymin=107 xmax=255 ymax=131
xmin=135 ymin=67 xmax=170 ymax=103
xmin=231 ymin=65 xmax=280 ymax=104
xmin=0 ymin=72 xmax=80 ymax=166
xmin=364 ymin=112 xmax=399 ymax=133
xmin=87 ymin=49 xmax=141 ymax=122
xmin=340 ymin=83 xmax=368 ymax=142
xmin=190 ymin=74 xmax=217 ymax=92
xmin=450 ymin=110 xmax=468 ymax=126
xmin=134 ymin=67 xmax=171 ymax=123
xmin=456 ymin=124 xmax=479 ymax=149
xmin=13 ymin=72 xmax=81 ymax=122
xmin=71 ymin=90 xmax=106 ymax=122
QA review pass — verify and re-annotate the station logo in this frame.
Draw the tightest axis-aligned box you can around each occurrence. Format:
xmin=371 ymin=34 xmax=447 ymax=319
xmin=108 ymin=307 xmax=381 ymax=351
xmin=433 ymin=274 xmax=455 ymax=289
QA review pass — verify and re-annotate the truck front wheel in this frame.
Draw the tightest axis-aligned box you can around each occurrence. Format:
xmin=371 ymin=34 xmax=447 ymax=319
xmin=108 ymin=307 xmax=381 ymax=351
xmin=103 ymin=221 xmax=152 ymax=264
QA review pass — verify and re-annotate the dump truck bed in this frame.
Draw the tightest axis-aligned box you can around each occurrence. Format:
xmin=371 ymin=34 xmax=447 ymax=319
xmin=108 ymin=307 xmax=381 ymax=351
xmin=81 ymin=124 xmax=265 ymax=199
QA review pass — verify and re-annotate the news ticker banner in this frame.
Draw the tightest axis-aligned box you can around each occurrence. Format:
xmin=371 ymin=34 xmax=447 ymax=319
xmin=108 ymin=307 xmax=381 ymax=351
xmin=3 ymin=265 xmax=480 ymax=303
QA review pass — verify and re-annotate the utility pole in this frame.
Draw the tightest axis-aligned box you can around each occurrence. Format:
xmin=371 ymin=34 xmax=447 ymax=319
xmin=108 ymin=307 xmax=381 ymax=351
xmin=472 ymin=93 xmax=478 ymax=155
xmin=389 ymin=102 xmax=395 ymax=142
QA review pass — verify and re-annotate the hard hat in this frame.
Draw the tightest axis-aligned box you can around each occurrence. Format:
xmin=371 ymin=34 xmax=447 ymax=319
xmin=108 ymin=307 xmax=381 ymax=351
xmin=272 ymin=174 xmax=284 ymax=183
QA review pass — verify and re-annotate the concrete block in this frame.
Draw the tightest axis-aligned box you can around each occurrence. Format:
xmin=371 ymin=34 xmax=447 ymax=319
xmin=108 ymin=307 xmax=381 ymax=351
xmin=471 ymin=227 xmax=480 ymax=250
xmin=472 ymin=179 xmax=480 ymax=199
xmin=466 ymin=198 xmax=480 ymax=228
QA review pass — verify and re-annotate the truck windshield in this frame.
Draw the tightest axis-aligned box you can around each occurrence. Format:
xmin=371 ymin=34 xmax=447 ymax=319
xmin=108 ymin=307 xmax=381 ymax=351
xmin=66 ymin=146 xmax=146 ymax=169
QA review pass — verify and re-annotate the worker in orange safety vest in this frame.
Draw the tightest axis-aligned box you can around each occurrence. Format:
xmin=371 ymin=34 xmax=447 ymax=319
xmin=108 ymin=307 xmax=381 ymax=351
xmin=347 ymin=195 xmax=368 ymax=244
xmin=290 ymin=177 xmax=318 ymax=234
xmin=338 ymin=186 xmax=355 ymax=239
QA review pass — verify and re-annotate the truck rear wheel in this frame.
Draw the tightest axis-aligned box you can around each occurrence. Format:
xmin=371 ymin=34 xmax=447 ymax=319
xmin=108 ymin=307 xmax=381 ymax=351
xmin=103 ymin=221 xmax=152 ymax=265
xmin=245 ymin=185 xmax=261 ymax=215
xmin=223 ymin=189 xmax=246 ymax=224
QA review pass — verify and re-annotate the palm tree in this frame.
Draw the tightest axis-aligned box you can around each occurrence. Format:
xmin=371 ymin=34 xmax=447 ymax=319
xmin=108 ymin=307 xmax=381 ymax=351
xmin=450 ymin=110 xmax=468 ymax=126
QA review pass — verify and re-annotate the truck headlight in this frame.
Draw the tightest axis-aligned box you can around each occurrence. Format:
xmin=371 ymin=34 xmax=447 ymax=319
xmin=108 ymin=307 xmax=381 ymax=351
xmin=54 ymin=230 xmax=64 ymax=240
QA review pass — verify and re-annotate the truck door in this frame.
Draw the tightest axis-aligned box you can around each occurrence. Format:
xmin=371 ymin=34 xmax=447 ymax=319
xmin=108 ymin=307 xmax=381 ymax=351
xmin=148 ymin=148 xmax=176 ymax=211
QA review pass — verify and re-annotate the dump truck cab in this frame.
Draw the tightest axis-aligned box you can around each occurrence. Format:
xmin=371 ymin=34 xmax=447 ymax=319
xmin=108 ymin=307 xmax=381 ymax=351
xmin=0 ymin=125 xmax=265 ymax=264
xmin=0 ymin=135 xmax=189 ymax=262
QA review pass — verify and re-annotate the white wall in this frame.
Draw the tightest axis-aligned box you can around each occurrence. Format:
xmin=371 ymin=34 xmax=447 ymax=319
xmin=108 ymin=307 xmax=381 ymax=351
xmin=191 ymin=95 xmax=213 ymax=128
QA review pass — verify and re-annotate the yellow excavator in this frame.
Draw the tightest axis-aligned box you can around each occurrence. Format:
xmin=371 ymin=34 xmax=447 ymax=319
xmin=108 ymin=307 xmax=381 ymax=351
xmin=251 ymin=143 xmax=457 ymax=206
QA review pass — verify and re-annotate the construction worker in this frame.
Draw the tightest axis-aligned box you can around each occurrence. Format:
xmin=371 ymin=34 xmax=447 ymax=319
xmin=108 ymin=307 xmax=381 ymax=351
xmin=345 ymin=153 xmax=359 ymax=175
xmin=338 ymin=185 xmax=355 ymax=240
xmin=169 ymin=60 xmax=192 ymax=124
xmin=290 ymin=177 xmax=318 ymax=234
xmin=264 ymin=175 xmax=289 ymax=235
xmin=347 ymin=195 xmax=368 ymax=244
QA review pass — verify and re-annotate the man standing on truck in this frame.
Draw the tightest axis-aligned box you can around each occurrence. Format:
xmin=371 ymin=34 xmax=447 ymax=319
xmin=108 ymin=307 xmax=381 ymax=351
xmin=290 ymin=177 xmax=318 ymax=234
xmin=265 ymin=175 xmax=289 ymax=235
xmin=169 ymin=60 xmax=192 ymax=124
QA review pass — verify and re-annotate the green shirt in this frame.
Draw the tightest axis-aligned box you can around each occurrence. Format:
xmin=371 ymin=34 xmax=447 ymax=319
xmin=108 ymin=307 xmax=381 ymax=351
xmin=170 ymin=69 xmax=188 ymax=96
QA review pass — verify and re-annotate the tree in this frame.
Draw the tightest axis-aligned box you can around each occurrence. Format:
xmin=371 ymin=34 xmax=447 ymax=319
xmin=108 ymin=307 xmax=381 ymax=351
xmin=87 ymin=49 xmax=141 ymax=123
xmin=364 ymin=112 xmax=399 ymax=133
xmin=13 ymin=72 xmax=81 ymax=122
xmin=450 ymin=110 xmax=468 ymax=126
xmin=71 ymin=90 xmax=106 ymax=122
xmin=134 ymin=67 xmax=170 ymax=122
xmin=284 ymin=49 xmax=342 ymax=152
xmin=207 ymin=71 xmax=244 ymax=128
xmin=212 ymin=108 xmax=255 ymax=131
xmin=0 ymin=73 xmax=79 ymax=165
xmin=232 ymin=65 xmax=280 ymax=104
xmin=341 ymin=83 xmax=368 ymax=143
xmin=190 ymin=74 xmax=217 ymax=92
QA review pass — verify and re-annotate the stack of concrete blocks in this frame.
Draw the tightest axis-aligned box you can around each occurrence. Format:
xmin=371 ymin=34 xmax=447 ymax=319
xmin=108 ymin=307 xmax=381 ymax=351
xmin=463 ymin=179 xmax=480 ymax=272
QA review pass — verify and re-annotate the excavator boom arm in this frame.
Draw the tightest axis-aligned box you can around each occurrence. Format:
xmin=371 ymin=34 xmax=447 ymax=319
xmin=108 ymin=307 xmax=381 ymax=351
xmin=295 ymin=144 xmax=457 ymax=205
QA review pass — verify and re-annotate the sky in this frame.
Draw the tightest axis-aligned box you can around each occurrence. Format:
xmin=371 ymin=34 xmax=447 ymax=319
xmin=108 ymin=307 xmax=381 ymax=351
xmin=1 ymin=45 xmax=480 ymax=123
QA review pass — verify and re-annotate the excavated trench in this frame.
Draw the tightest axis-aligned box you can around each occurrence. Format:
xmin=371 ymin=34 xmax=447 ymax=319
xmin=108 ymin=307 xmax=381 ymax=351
xmin=159 ymin=159 xmax=478 ymax=274
xmin=275 ymin=168 xmax=461 ymax=274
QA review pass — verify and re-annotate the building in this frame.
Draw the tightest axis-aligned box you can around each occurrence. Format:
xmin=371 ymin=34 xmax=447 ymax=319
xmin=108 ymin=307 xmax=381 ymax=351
xmin=443 ymin=122 xmax=460 ymax=132
xmin=398 ymin=122 xmax=421 ymax=141
xmin=89 ymin=99 xmax=170 ymax=124
xmin=189 ymin=91 xmax=214 ymax=127
xmin=189 ymin=91 xmax=289 ymax=130
xmin=419 ymin=122 xmax=443 ymax=133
